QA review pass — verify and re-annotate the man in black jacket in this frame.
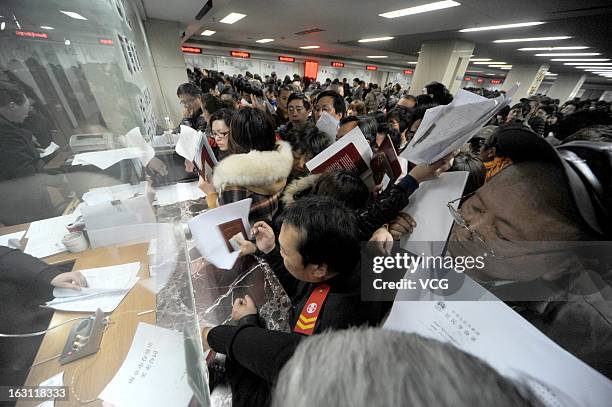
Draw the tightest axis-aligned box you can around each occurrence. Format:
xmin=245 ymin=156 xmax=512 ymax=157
xmin=0 ymin=247 xmax=86 ymax=389
xmin=201 ymin=197 xmax=392 ymax=406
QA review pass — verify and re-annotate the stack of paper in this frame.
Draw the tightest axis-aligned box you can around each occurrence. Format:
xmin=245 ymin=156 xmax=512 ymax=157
xmin=154 ymin=181 xmax=205 ymax=206
xmin=72 ymin=148 xmax=145 ymax=170
xmin=99 ymin=322 xmax=193 ymax=407
xmin=402 ymin=84 xmax=519 ymax=165
xmin=24 ymin=213 xmax=79 ymax=258
xmin=46 ymin=262 xmax=141 ymax=312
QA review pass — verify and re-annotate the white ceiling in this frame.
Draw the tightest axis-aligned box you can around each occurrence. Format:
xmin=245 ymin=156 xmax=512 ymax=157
xmin=140 ymin=0 xmax=612 ymax=83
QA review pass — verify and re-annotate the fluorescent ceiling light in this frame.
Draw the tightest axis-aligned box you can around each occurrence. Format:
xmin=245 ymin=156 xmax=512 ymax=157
xmin=219 ymin=12 xmax=246 ymax=24
xmin=469 ymin=58 xmax=492 ymax=61
xmin=300 ymin=45 xmax=320 ymax=49
xmin=358 ymin=36 xmax=394 ymax=42
xmin=544 ymin=72 xmax=557 ymax=76
xmin=367 ymin=55 xmax=388 ymax=58
xmin=519 ymin=46 xmax=589 ymax=51
xmin=551 ymin=58 xmax=609 ymax=62
xmin=59 ymin=10 xmax=87 ymax=20
xmin=459 ymin=21 xmax=544 ymax=32
xmin=407 ymin=61 xmax=418 ymax=64
xmin=576 ymin=66 xmax=612 ymax=69
xmin=584 ymin=68 xmax=612 ymax=71
xmin=40 ymin=26 xmax=54 ymax=30
xmin=564 ymin=62 xmax=612 ymax=65
xmin=473 ymin=61 xmax=506 ymax=65
xmin=466 ymin=70 xmax=484 ymax=73
xmin=379 ymin=1 xmax=460 ymax=18
xmin=201 ymin=30 xmax=216 ymax=36
xmin=500 ymin=67 xmax=512 ymax=70
xmin=256 ymin=38 xmax=274 ymax=43
xmin=0 ymin=22 xmax=4 ymax=31
xmin=488 ymin=64 xmax=512 ymax=67
xmin=534 ymin=52 xmax=599 ymax=56
xmin=494 ymin=36 xmax=571 ymax=43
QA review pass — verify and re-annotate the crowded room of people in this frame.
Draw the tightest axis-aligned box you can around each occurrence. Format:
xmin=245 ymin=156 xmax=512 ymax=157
xmin=1 ymin=0 xmax=612 ymax=406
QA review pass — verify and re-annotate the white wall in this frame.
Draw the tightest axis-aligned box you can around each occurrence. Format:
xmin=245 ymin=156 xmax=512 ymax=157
xmin=183 ymin=52 xmax=412 ymax=89
xmin=144 ymin=18 xmax=189 ymax=126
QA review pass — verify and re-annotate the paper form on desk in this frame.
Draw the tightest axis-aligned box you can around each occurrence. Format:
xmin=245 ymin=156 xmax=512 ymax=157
xmin=0 ymin=230 xmax=25 ymax=248
xmin=384 ymin=280 xmax=612 ymax=407
xmin=24 ymin=213 xmax=78 ymax=258
xmin=82 ymin=182 xmax=149 ymax=206
xmin=99 ymin=322 xmax=193 ymax=407
xmin=153 ymin=181 xmax=205 ymax=206
xmin=400 ymin=171 xmax=468 ymax=256
xmin=72 ymin=148 xmax=144 ymax=170
xmin=39 ymin=142 xmax=60 ymax=158
xmin=46 ymin=262 xmax=141 ymax=312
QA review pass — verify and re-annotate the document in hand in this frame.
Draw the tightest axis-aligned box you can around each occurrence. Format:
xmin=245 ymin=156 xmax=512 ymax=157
xmin=316 ymin=111 xmax=340 ymax=142
xmin=187 ymin=198 xmax=252 ymax=270
xmin=99 ymin=322 xmax=193 ymax=407
xmin=384 ymin=291 xmax=612 ymax=407
xmin=305 ymin=126 xmax=372 ymax=176
xmin=46 ymin=262 xmax=141 ymax=312
xmin=192 ymin=130 xmax=218 ymax=179
xmin=125 ymin=127 xmax=155 ymax=166
xmin=371 ymin=135 xmax=403 ymax=185
xmin=401 ymin=84 xmax=519 ymax=165
xmin=400 ymin=171 xmax=469 ymax=256
xmin=39 ymin=142 xmax=60 ymax=158
xmin=175 ymin=125 xmax=201 ymax=163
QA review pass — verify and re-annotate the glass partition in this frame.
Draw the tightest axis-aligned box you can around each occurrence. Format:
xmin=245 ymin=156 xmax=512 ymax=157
xmin=0 ymin=0 xmax=209 ymax=405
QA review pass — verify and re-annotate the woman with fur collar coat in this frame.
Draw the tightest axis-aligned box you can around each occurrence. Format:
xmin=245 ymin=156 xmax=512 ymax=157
xmin=209 ymin=108 xmax=294 ymax=223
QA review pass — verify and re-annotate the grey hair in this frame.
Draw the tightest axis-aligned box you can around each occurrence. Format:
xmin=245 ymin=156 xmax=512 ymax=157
xmin=272 ymin=328 xmax=543 ymax=407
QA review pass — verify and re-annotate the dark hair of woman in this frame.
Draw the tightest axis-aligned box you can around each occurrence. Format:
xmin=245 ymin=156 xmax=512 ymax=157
xmin=228 ymin=107 xmax=276 ymax=154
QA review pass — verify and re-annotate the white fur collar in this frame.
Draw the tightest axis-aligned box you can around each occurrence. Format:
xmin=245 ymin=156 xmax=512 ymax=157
xmin=281 ymin=174 xmax=320 ymax=206
xmin=213 ymin=140 xmax=294 ymax=191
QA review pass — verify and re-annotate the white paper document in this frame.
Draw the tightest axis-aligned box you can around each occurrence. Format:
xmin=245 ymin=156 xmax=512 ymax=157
xmin=384 ymin=296 xmax=612 ymax=407
xmin=305 ymin=126 xmax=372 ymax=175
xmin=0 ymin=230 xmax=25 ymax=248
xmin=187 ymin=198 xmax=252 ymax=270
xmin=82 ymin=182 xmax=149 ymax=206
xmin=99 ymin=322 xmax=193 ymax=407
xmin=402 ymin=85 xmax=518 ymax=165
xmin=316 ymin=111 xmax=340 ymax=142
xmin=40 ymin=142 xmax=60 ymax=158
xmin=125 ymin=127 xmax=155 ymax=166
xmin=24 ymin=214 xmax=78 ymax=258
xmin=154 ymin=181 xmax=205 ymax=206
xmin=39 ymin=371 xmax=64 ymax=387
xmin=46 ymin=262 xmax=141 ymax=312
xmin=175 ymin=125 xmax=201 ymax=162
xmin=72 ymin=148 xmax=144 ymax=170
xmin=400 ymin=171 xmax=468 ymax=256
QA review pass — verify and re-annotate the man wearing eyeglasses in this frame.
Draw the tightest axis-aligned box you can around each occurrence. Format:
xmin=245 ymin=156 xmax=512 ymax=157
xmin=447 ymin=157 xmax=612 ymax=379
